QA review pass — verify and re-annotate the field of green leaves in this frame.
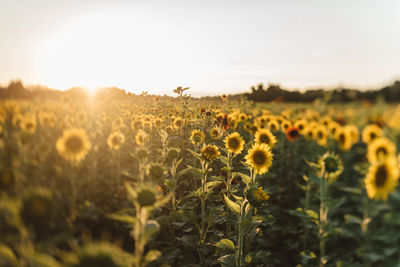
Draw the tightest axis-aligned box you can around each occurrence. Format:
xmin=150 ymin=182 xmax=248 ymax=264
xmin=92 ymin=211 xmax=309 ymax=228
xmin=1 ymin=88 xmax=400 ymax=267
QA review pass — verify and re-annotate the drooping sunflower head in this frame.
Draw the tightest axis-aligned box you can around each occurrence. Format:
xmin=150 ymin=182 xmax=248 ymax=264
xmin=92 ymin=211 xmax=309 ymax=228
xmin=148 ymin=164 xmax=164 ymax=183
xmin=365 ymin=158 xmax=399 ymax=201
xmin=201 ymin=144 xmax=220 ymax=161
xmin=136 ymin=187 xmax=158 ymax=207
xmin=224 ymin=132 xmax=245 ymax=155
xmin=318 ymin=152 xmax=344 ymax=183
xmin=254 ymin=129 xmax=277 ymax=147
xmin=245 ymin=143 xmax=273 ymax=175
xmin=246 ymin=184 xmax=270 ymax=207
xmin=107 ymin=131 xmax=126 ymax=150
xmin=56 ymin=128 xmax=91 ymax=162
xmin=362 ymin=124 xmax=383 ymax=144
xmin=286 ymin=127 xmax=300 ymax=141
xmin=367 ymin=138 xmax=396 ymax=164
xmin=190 ymin=129 xmax=205 ymax=145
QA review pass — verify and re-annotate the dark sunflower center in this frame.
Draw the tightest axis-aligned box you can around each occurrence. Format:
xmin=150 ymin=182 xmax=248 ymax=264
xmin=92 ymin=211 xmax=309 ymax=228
xmin=370 ymin=132 xmax=376 ymax=140
xmin=324 ymin=158 xmax=338 ymax=173
xmin=289 ymin=129 xmax=299 ymax=138
xmin=228 ymin=137 xmax=240 ymax=149
xmin=376 ymin=147 xmax=387 ymax=156
xmin=253 ymin=150 xmax=266 ymax=165
xmin=193 ymin=134 xmax=202 ymax=142
xmin=65 ymin=135 xmax=84 ymax=153
xmin=298 ymin=124 xmax=304 ymax=130
xmin=375 ymin=165 xmax=388 ymax=188
xmin=112 ymin=136 xmax=120 ymax=146
xmin=339 ymin=133 xmax=345 ymax=144
xmin=318 ymin=132 xmax=323 ymax=139
xmin=259 ymin=134 xmax=270 ymax=144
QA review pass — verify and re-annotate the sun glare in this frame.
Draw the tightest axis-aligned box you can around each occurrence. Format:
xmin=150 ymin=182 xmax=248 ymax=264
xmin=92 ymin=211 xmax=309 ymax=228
xmin=38 ymin=9 xmax=209 ymax=95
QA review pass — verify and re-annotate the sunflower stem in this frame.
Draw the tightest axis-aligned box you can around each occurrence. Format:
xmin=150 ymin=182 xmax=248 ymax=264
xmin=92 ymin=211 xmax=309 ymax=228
xmin=319 ymin=167 xmax=327 ymax=267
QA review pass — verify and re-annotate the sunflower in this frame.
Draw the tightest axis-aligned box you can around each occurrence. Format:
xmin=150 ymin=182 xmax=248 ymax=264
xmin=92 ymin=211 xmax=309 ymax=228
xmin=313 ymin=125 xmax=328 ymax=146
xmin=286 ymin=127 xmax=300 ymax=141
xmin=318 ymin=152 xmax=343 ymax=183
xmin=294 ymin=119 xmax=307 ymax=134
xmin=335 ymin=127 xmax=353 ymax=151
xmin=247 ymin=184 xmax=269 ymax=207
xmin=345 ymin=125 xmax=359 ymax=144
xmin=362 ymin=124 xmax=383 ymax=144
xmin=210 ymin=127 xmax=221 ymax=140
xmin=328 ymin=121 xmax=341 ymax=137
xmin=135 ymin=130 xmax=149 ymax=146
xmin=107 ymin=131 xmax=126 ymax=150
xmin=254 ymin=129 xmax=277 ymax=148
xmin=281 ymin=120 xmax=292 ymax=132
xmin=267 ymin=119 xmax=280 ymax=132
xmin=224 ymin=132 xmax=245 ymax=154
xmin=221 ymin=94 xmax=228 ymax=100
xmin=56 ymin=128 xmax=91 ymax=162
xmin=245 ymin=143 xmax=273 ymax=175
xmin=367 ymin=138 xmax=396 ymax=163
xmin=201 ymin=144 xmax=220 ymax=161
xmin=365 ymin=158 xmax=399 ymax=201
xmin=21 ymin=116 xmax=36 ymax=134
xmin=173 ymin=117 xmax=183 ymax=129
xmin=190 ymin=129 xmax=205 ymax=145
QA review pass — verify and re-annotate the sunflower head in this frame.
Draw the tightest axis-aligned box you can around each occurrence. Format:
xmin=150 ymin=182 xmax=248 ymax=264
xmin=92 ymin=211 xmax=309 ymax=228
xmin=365 ymin=158 xmax=399 ymax=201
xmin=201 ymin=144 xmax=220 ymax=161
xmin=267 ymin=120 xmax=280 ymax=132
xmin=173 ymin=117 xmax=183 ymax=129
xmin=137 ymin=188 xmax=157 ymax=207
xmin=367 ymin=138 xmax=396 ymax=164
xmin=210 ymin=127 xmax=221 ymax=140
xmin=318 ymin=152 xmax=344 ymax=183
xmin=107 ymin=131 xmax=126 ymax=150
xmin=245 ymin=143 xmax=273 ymax=175
xmin=166 ymin=148 xmax=180 ymax=163
xmin=56 ymin=128 xmax=91 ymax=162
xmin=246 ymin=184 xmax=270 ymax=207
xmin=335 ymin=127 xmax=353 ymax=151
xmin=135 ymin=130 xmax=149 ymax=146
xmin=21 ymin=188 xmax=55 ymax=229
xmin=148 ymin=164 xmax=164 ymax=183
xmin=313 ymin=125 xmax=328 ymax=146
xmin=221 ymin=94 xmax=228 ymax=100
xmin=362 ymin=124 xmax=383 ymax=144
xmin=254 ymin=129 xmax=277 ymax=148
xmin=224 ymin=132 xmax=245 ymax=155
xmin=190 ymin=129 xmax=205 ymax=145
xmin=286 ymin=127 xmax=300 ymax=141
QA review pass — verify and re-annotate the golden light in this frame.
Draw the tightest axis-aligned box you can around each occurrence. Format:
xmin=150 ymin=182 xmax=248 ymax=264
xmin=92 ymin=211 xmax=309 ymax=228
xmin=37 ymin=10 xmax=210 ymax=95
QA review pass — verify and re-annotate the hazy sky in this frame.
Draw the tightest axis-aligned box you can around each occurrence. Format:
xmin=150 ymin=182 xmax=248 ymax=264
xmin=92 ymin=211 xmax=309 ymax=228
xmin=1 ymin=0 xmax=399 ymax=96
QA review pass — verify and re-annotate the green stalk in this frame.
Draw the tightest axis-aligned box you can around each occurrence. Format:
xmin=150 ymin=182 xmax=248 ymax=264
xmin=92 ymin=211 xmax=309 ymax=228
xmin=236 ymin=200 xmax=248 ymax=267
xmin=319 ymin=168 xmax=326 ymax=267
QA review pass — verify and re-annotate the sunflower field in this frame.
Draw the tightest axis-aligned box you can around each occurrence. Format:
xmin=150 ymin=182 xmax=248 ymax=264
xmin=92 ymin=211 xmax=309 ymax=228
xmin=2 ymin=88 xmax=400 ymax=267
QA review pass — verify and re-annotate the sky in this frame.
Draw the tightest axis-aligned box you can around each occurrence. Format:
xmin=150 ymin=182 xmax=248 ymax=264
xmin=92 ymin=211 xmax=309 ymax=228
xmin=0 ymin=0 xmax=399 ymax=96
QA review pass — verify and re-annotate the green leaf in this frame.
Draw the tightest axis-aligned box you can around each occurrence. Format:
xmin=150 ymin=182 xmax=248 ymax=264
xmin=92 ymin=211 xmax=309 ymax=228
xmin=344 ymin=214 xmax=362 ymax=224
xmin=232 ymin=172 xmax=251 ymax=184
xmin=140 ymin=220 xmax=160 ymax=247
xmin=337 ymin=186 xmax=362 ymax=195
xmin=220 ymin=156 xmax=229 ymax=166
xmin=206 ymin=180 xmax=223 ymax=191
xmin=223 ymin=194 xmax=241 ymax=215
xmin=326 ymin=197 xmax=346 ymax=210
xmin=107 ymin=214 xmax=137 ymax=225
xmin=218 ymin=254 xmax=236 ymax=267
xmin=231 ymin=194 xmax=243 ymax=202
xmin=305 ymin=210 xmax=318 ymax=220
xmin=124 ymin=182 xmax=137 ymax=198
xmin=144 ymin=250 xmax=161 ymax=263
xmin=215 ymin=238 xmax=235 ymax=251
